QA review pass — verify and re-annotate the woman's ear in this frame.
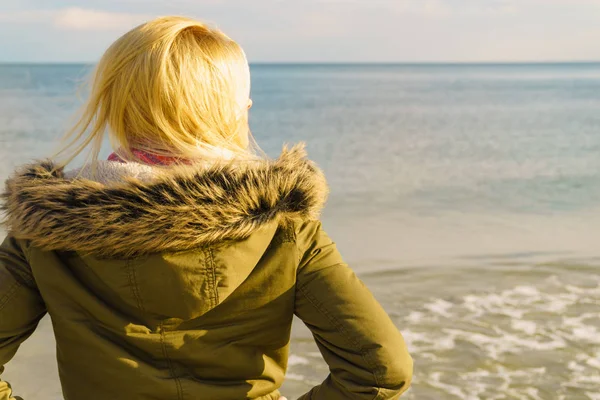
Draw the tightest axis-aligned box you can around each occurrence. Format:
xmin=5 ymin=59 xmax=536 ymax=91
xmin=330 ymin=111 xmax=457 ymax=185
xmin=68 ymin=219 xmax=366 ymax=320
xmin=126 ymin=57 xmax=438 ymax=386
xmin=247 ymin=99 xmax=253 ymax=109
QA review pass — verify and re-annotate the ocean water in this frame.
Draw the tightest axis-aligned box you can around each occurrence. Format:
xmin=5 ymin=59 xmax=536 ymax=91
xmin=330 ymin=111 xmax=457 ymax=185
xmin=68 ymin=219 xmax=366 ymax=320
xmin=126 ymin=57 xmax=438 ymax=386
xmin=1 ymin=63 xmax=600 ymax=399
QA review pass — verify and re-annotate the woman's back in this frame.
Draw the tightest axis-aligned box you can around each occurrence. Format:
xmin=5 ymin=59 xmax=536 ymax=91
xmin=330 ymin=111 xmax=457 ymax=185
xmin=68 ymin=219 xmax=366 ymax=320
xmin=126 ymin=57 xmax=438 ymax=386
xmin=0 ymin=16 xmax=412 ymax=400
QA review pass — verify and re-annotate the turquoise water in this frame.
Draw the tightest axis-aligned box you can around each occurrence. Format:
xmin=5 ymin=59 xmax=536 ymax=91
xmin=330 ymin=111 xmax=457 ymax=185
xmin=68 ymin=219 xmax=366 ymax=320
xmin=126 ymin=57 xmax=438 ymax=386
xmin=1 ymin=63 xmax=600 ymax=399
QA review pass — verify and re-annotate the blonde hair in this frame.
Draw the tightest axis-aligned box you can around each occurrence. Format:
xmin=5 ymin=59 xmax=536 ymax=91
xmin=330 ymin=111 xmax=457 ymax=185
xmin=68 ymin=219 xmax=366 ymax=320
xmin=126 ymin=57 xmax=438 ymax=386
xmin=56 ymin=16 xmax=255 ymax=167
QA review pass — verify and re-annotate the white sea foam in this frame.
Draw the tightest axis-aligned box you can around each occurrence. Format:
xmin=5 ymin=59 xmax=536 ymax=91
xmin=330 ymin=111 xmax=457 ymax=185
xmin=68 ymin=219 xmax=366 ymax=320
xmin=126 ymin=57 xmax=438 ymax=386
xmin=398 ymin=275 xmax=600 ymax=399
xmin=405 ymin=311 xmax=424 ymax=323
xmin=287 ymin=354 xmax=310 ymax=366
xmin=429 ymin=372 xmax=469 ymax=399
xmin=586 ymin=356 xmax=600 ymax=370
xmin=568 ymin=361 xmax=586 ymax=372
xmin=511 ymin=319 xmax=537 ymax=335
xmin=423 ymin=299 xmax=454 ymax=317
xmin=284 ymin=373 xmax=306 ymax=382
xmin=570 ymin=326 xmax=600 ymax=342
xmin=512 ymin=285 xmax=540 ymax=297
xmin=522 ymin=388 xmax=545 ymax=400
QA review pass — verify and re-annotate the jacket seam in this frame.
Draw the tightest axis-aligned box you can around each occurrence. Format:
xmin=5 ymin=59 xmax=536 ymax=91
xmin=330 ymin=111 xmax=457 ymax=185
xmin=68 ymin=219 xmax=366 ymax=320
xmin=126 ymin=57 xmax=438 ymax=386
xmin=282 ymin=222 xmax=296 ymax=243
xmin=11 ymin=239 xmax=37 ymax=288
xmin=272 ymin=223 xmax=295 ymax=246
xmin=160 ymin=323 xmax=184 ymax=400
xmin=0 ymin=281 xmax=21 ymax=312
xmin=19 ymin=239 xmax=32 ymax=263
xmin=13 ymin=270 xmax=36 ymax=288
xmin=205 ymin=248 xmax=218 ymax=307
xmin=126 ymin=260 xmax=145 ymax=312
xmin=297 ymin=273 xmax=382 ymax=399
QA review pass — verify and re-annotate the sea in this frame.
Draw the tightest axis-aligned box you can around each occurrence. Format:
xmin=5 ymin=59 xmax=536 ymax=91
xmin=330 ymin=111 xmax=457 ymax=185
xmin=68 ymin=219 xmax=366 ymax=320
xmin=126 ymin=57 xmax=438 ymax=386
xmin=1 ymin=63 xmax=599 ymax=400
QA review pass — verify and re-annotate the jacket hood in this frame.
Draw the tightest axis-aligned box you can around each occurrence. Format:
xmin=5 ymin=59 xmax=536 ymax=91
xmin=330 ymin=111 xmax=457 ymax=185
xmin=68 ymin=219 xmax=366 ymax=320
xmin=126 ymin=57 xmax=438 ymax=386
xmin=1 ymin=145 xmax=328 ymax=259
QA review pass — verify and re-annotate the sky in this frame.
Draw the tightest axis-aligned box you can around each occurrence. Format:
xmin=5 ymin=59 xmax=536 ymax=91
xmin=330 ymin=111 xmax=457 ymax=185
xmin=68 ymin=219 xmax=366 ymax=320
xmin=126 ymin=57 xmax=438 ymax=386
xmin=0 ymin=0 xmax=599 ymax=63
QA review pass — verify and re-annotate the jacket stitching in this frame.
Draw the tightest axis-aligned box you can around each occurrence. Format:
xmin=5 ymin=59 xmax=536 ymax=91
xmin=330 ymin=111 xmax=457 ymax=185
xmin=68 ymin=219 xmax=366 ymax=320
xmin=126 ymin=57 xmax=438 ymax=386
xmin=159 ymin=323 xmax=184 ymax=400
xmin=271 ymin=224 xmax=295 ymax=247
xmin=205 ymin=248 xmax=218 ymax=307
xmin=8 ymin=239 xmax=36 ymax=288
xmin=126 ymin=260 xmax=145 ymax=312
xmin=297 ymin=274 xmax=383 ymax=400
xmin=281 ymin=223 xmax=295 ymax=243
xmin=0 ymin=281 xmax=20 ymax=312
xmin=13 ymin=269 xmax=36 ymax=287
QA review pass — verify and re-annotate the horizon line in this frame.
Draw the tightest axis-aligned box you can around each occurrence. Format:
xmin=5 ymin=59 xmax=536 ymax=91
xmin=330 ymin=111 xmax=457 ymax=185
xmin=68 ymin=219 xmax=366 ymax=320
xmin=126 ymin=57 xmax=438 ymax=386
xmin=1 ymin=60 xmax=600 ymax=66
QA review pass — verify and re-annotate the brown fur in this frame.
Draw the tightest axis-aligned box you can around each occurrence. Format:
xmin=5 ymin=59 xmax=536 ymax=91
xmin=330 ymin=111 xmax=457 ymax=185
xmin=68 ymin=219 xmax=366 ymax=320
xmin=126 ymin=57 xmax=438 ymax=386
xmin=1 ymin=145 xmax=328 ymax=258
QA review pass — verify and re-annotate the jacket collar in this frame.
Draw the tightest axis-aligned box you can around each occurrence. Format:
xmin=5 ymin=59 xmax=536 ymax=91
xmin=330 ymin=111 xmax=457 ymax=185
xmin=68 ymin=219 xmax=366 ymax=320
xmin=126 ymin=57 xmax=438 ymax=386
xmin=1 ymin=144 xmax=327 ymax=258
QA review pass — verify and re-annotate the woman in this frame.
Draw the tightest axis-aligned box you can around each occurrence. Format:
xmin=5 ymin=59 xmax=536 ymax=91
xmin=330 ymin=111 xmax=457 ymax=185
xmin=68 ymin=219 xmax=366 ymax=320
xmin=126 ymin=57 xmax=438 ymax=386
xmin=0 ymin=16 xmax=412 ymax=400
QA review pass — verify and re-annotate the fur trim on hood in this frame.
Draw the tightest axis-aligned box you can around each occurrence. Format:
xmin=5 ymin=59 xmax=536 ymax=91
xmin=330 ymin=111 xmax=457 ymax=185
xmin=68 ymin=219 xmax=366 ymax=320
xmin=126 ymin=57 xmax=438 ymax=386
xmin=1 ymin=145 xmax=328 ymax=258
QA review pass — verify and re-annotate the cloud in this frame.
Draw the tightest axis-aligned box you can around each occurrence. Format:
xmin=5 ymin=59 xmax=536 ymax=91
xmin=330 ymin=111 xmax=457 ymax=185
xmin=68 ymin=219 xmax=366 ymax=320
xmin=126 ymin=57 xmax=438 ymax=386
xmin=0 ymin=1 xmax=599 ymax=62
xmin=0 ymin=8 xmax=153 ymax=31
xmin=403 ymin=0 xmax=516 ymax=16
xmin=491 ymin=0 xmax=600 ymax=8
xmin=0 ymin=10 xmax=55 ymax=23
xmin=303 ymin=0 xmax=515 ymax=17
xmin=54 ymin=8 xmax=153 ymax=31
xmin=525 ymin=0 xmax=600 ymax=3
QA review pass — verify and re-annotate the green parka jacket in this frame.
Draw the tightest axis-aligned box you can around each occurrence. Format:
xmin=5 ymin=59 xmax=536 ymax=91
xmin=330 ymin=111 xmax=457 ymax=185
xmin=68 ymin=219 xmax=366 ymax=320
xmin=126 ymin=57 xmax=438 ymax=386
xmin=0 ymin=146 xmax=412 ymax=400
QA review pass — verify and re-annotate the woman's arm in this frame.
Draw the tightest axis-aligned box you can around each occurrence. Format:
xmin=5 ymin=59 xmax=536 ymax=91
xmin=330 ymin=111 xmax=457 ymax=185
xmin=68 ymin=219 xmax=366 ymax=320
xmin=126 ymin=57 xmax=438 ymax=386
xmin=0 ymin=236 xmax=47 ymax=400
xmin=294 ymin=221 xmax=413 ymax=400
